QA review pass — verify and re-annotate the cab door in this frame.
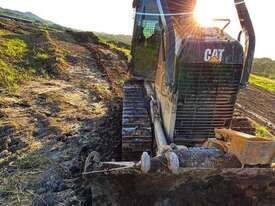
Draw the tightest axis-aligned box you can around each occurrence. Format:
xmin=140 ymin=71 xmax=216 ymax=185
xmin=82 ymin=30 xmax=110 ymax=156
xmin=131 ymin=0 xmax=161 ymax=80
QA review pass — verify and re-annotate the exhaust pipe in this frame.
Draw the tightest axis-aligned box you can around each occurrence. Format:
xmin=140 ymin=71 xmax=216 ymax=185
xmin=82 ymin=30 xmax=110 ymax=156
xmin=234 ymin=0 xmax=256 ymax=88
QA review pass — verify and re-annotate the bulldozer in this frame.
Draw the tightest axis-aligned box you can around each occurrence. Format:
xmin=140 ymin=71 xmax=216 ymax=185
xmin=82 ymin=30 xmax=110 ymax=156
xmin=84 ymin=0 xmax=275 ymax=205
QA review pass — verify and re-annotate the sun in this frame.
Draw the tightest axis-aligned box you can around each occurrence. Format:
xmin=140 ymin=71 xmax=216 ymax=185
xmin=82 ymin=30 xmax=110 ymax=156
xmin=194 ymin=0 xmax=223 ymax=27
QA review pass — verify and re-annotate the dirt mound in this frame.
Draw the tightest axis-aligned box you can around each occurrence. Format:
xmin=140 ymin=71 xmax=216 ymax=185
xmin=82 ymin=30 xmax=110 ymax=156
xmin=231 ymin=114 xmax=256 ymax=135
xmin=66 ymin=30 xmax=99 ymax=44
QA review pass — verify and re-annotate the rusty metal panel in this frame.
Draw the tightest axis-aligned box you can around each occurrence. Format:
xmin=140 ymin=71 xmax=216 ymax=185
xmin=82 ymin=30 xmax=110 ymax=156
xmin=215 ymin=128 xmax=275 ymax=165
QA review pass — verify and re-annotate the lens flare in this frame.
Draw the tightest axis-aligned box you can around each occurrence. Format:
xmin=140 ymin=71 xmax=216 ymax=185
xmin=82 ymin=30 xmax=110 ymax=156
xmin=194 ymin=0 xmax=228 ymax=27
xmin=194 ymin=1 xmax=216 ymax=27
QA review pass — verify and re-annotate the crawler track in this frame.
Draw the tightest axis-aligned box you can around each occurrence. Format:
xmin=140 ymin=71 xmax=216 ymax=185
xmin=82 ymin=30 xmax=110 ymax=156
xmin=122 ymin=81 xmax=153 ymax=161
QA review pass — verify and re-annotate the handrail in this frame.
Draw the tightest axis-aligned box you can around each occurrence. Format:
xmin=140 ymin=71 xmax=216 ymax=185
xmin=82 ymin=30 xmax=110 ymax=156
xmin=234 ymin=0 xmax=256 ymax=88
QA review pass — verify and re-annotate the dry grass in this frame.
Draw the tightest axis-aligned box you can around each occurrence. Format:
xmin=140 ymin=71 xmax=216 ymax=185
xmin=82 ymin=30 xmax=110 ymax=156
xmin=16 ymin=155 xmax=53 ymax=170
xmin=0 ymin=171 xmax=34 ymax=205
xmin=0 ymin=154 xmax=54 ymax=205
xmin=93 ymin=83 xmax=111 ymax=100
xmin=91 ymin=102 xmax=107 ymax=115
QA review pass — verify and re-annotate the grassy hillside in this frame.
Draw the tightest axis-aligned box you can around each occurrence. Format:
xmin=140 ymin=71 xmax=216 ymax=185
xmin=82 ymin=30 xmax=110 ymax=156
xmin=0 ymin=7 xmax=64 ymax=30
xmin=0 ymin=19 xmax=68 ymax=92
xmin=253 ymin=58 xmax=275 ymax=80
xmin=0 ymin=16 xmax=130 ymax=93
xmin=95 ymin=32 xmax=131 ymax=49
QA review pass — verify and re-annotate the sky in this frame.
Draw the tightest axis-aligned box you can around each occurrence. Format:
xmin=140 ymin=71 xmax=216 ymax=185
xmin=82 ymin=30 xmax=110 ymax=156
xmin=0 ymin=0 xmax=274 ymax=59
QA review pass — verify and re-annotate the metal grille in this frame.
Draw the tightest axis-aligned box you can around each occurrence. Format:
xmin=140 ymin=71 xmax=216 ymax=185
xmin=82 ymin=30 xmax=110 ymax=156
xmin=174 ymin=64 xmax=243 ymax=144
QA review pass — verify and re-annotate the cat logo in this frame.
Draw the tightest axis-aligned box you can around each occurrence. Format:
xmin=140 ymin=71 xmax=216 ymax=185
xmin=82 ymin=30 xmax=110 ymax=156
xmin=204 ymin=49 xmax=225 ymax=64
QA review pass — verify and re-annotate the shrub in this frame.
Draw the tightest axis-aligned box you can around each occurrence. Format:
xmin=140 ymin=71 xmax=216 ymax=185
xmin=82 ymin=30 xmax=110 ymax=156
xmin=253 ymin=58 xmax=275 ymax=80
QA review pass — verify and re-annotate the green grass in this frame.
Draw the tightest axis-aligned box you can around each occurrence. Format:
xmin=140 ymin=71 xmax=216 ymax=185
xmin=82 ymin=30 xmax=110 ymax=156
xmin=252 ymin=122 xmax=273 ymax=138
xmin=0 ymin=59 xmax=19 ymax=91
xmin=0 ymin=15 xmax=67 ymax=93
xmin=108 ymin=42 xmax=131 ymax=57
xmin=1 ymin=38 xmax=28 ymax=58
xmin=0 ymin=34 xmax=32 ymax=92
xmin=0 ymin=25 xmax=70 ymax=92
xmin=0 ymin=30 xmax=10 ymax=36
xmin=255 ymin=124 xmax=270 ymax=137
xmin=34 ymin=51 xmax=50 ymax=61
xmin=94 ymin=83 xmax=111 ymax=99
xmin=249 ymin=74 xmax=275 ymax=92
xmin=98 ymin=37 xmax=131 ymax=59
xmin=114 ymin=79 xmax=125 ymax=87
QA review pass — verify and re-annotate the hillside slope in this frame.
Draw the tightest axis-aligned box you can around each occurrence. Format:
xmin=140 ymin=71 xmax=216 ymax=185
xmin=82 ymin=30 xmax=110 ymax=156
xmin=0 ymin=7 xmax=64 ymax=30
xmin=0 ymin=18 xmax=69 ymax=92
xmin=95 ymin=32 xmax=132 ymax=48
xmin=0 ymin=18 xmax=129 ymax=205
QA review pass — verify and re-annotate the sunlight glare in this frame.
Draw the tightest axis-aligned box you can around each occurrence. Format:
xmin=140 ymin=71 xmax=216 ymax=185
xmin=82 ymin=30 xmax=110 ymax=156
xmin=194 ymin=0 xmax=227 ymax=27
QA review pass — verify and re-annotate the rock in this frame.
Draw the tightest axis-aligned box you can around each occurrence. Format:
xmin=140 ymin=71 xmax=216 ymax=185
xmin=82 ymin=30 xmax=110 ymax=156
xmin=63 ymin=158 xmax=82 ymax=177
xmin=0 ymin=111 xmax=7 ymax=118
xmin=0 ymin=125 xmax=14 ymax=137
xmin=0 ymin=138 xmax=11 ymax=152
xmin=0 ymin=150 xmax=10 ymax=158
xmin=16 ymin=100 xmax=31 ymax=107
xmin=8 ymin=137 xmax=28 ymax=153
